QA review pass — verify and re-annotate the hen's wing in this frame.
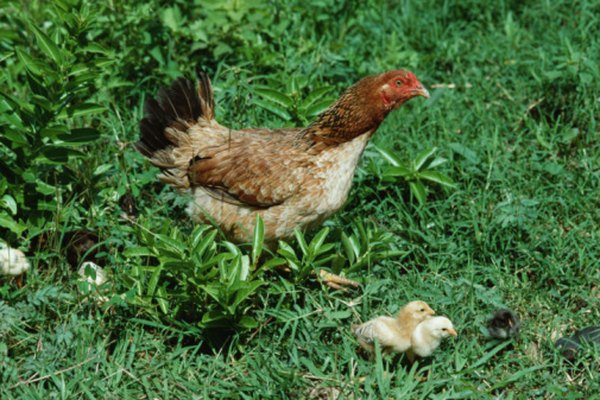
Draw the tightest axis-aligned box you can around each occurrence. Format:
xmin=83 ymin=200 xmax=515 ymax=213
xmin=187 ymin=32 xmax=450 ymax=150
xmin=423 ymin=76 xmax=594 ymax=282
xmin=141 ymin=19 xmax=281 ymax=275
xmin=136 ymin=72 xmax=314 ymax=208
xmin=188 ymin=128 xmax=311 ymax=208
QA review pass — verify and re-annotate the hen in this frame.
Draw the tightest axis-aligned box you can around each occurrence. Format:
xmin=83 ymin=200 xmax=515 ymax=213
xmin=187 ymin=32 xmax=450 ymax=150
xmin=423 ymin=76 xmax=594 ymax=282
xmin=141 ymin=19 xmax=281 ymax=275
xmin=136 ymin=69 xmax=428 ymax=247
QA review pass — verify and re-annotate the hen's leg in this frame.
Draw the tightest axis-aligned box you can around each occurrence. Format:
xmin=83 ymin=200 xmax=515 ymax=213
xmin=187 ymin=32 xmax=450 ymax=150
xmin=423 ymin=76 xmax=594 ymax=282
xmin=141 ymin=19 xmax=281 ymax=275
xmin=319 ymin=269 xmax=360 ymax=291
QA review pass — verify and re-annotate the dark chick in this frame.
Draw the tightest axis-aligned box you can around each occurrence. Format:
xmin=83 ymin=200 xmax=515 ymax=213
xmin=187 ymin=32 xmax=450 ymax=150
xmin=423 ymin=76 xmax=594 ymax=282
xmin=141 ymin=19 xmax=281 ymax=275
xmin=556 ymin=326 xmax=600 ymax=362
xmin=487 ymin=309 xmax=520 ymax=339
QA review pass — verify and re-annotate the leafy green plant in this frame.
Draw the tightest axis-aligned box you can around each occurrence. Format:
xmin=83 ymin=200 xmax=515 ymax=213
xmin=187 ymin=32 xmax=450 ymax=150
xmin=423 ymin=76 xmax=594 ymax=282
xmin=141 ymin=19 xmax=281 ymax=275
xmin=340 ymin=220 xmax=403 ymax=273
xmin=122 ymin=217 xmax=401 ymax=328
xmin=0 ymin=184 xmax=23 ymax=237
xmin=122 ymin=218 xmax=268 ymax=330
xmin=0 ymin=2 xmax=109 ymax=241
xmin=493 ymin=195 xmax=540 ymax=229
xmin=254 ymin=78 xmax=336 ymax=125
xmin=372 ymin=145 xmax=457 ymax=205
xmin=275 ymin=221 xmax=401 ymax=282
xmin=275 ymin=227 xmax=344 ymax=283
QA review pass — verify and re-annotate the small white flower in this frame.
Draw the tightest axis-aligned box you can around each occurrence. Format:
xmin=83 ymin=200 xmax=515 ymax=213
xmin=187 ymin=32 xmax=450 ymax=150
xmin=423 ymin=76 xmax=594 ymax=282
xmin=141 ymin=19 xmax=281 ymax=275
xmin=0 ymin=247 xmax=31 ymax=276
xmin=78 ymin=261 xmax=107 ymax=286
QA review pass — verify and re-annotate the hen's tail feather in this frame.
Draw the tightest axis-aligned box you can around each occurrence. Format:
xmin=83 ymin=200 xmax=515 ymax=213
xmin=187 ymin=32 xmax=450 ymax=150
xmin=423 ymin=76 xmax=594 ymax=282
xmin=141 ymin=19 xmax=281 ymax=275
xmin=135 ymin=71 xmax=214 ymax=158
xmin=197 ymin=70 xmax=215 ymax=120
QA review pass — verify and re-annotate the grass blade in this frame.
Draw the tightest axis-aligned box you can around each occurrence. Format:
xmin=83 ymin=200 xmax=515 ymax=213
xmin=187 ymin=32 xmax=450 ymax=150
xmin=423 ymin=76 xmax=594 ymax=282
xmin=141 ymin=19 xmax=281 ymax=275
xmin=252 ymin=215 xmax=264 ymax=266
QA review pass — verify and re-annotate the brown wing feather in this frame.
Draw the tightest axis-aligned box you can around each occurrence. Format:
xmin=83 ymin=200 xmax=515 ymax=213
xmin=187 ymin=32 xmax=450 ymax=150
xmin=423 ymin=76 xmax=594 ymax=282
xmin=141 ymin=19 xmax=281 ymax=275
xmin=188 ymin=129 xmax=310 ymax=208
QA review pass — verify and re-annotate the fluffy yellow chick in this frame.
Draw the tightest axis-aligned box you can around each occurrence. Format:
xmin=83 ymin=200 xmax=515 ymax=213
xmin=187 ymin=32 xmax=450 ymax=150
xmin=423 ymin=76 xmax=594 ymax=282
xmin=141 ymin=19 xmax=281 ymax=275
xmin=352 ymin=300 xmax=435 ymax=354
xmin=408 ymin=316 xmax=457 ymax=362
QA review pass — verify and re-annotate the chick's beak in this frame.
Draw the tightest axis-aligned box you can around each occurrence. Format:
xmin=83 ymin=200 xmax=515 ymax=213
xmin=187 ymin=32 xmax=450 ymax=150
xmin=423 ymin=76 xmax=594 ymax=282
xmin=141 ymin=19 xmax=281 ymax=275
xmin=448 ymin=328 xmax=458 ymax=337
xmin=427 ymin=308 xmax=436 ymax=316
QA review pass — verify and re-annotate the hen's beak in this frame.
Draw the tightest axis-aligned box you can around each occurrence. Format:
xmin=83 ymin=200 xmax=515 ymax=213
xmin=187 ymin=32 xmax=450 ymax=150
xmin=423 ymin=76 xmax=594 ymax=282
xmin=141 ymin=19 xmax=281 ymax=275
xmin=448 ymin=328 xmax=458 ymax=337
xmin=416 ymin=86 xmax=430 ymax=99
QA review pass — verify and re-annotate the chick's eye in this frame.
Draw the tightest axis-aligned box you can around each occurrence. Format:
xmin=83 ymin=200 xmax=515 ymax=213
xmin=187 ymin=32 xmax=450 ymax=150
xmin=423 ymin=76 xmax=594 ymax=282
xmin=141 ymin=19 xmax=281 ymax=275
xmin=420 ymin=308 xmax=425 ymax=312
xmin=395 ymin=80 xmax=402 ymax=87
xmin=442 ymin=328 xmax=447 ymax=331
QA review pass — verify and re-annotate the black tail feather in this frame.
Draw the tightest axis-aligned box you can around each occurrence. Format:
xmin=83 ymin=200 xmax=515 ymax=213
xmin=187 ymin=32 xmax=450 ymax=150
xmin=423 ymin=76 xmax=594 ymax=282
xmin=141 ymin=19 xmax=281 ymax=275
xmin=136 ymin=72 xmax=213 ymax=157
xmin=197 ymin=69 xmax=215 ymax=120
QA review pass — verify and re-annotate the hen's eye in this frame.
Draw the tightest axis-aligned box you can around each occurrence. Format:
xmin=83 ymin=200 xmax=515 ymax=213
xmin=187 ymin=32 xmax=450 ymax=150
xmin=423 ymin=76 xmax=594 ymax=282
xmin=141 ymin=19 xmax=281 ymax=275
xmin=395 ymin=80 xmax=402 ymax=87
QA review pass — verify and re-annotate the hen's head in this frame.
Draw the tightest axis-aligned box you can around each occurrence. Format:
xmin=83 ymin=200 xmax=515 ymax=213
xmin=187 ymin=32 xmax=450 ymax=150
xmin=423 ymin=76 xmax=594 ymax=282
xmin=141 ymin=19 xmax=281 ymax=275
xmin=374 ymin=70 xmax=430 ymax=111
xmin=338 ymin=69 xmax=429 ymax=127
xmin=306 ymin=69 xmax=429 ymax=145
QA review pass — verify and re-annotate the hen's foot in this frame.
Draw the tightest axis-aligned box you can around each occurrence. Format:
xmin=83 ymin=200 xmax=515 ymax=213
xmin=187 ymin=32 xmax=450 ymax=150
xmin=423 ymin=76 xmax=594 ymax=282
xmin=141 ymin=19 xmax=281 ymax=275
xmin=319 ymin=269 xmax=360 ymax=291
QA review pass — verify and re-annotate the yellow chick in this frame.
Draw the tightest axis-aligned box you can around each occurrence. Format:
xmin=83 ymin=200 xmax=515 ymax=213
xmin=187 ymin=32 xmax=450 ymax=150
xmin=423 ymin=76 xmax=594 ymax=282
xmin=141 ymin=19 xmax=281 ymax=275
xmin=408 ymin=316 xmax=457 ymax=362
xmin=352 ymin=300 xmax=435 ymax=354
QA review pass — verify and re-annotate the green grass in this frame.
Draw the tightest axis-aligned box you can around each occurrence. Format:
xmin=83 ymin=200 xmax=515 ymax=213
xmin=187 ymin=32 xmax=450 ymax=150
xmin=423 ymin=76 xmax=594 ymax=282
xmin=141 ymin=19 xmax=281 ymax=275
xmin=1 ymin=0 xmax=599 ymax=398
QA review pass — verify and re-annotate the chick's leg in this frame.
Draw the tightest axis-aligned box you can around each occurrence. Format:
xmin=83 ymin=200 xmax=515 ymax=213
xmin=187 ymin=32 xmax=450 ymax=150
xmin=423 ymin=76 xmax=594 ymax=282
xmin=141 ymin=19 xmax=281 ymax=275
xmin=406 ymin=349 xmax=417 ymax=364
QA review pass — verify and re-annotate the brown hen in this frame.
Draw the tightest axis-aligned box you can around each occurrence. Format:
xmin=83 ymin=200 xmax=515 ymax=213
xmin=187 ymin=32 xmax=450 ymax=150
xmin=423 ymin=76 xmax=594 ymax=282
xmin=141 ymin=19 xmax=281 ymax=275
xmin=136 ymin=69 xmax=428 ymax=248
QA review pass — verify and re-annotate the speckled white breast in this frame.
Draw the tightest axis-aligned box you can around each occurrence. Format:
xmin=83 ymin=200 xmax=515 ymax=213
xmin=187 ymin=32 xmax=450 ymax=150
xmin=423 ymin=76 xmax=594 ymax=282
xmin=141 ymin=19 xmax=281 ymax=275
xmin=311 ymin=134 xmax=370 ymax=214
